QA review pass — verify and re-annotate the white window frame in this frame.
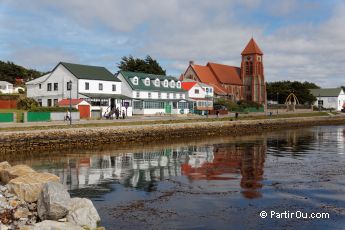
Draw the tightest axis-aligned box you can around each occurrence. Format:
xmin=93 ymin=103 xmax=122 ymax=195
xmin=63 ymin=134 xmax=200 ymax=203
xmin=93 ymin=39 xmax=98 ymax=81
xmin=155 ymin=79 xmax=160 ymax=87
xmin=170 ymin=80 xmax=175 ymax=88
xmin=145 ymin=78 xmax=150 ymax=86
xmin=176 ymin=81 xmax=181 ymax=88
xmin=133 ymin=77 xmax=139 ymax=85
xmin=164 ymin=80 xmax=169 ymax=87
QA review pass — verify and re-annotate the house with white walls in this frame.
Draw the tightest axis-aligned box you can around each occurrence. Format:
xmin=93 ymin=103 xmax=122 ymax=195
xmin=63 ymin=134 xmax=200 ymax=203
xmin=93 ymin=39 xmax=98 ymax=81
xmin=26 ymin=62 xmax=132 ymax=118
xmin=310 ymin=88 xmax=345 ymax=111
xmin=0 ymin=81 xmax=14 ymax=94
xmin=117 ymin=71 xmax=190 ymax=115
xmin=181 ymin=79 xmax=214 ymax=114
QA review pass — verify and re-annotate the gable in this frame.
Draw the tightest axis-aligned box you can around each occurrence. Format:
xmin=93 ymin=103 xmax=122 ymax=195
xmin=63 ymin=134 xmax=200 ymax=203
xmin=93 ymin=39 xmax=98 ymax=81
xmin=207 ymin=63 xmax=242 ymax=85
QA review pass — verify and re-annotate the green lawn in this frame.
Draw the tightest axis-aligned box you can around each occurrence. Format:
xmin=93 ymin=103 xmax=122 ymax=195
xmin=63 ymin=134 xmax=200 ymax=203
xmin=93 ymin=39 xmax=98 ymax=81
xmin=0 ymin=109 xmax=26 ymax=122
xmin=0 ymin=111 xmax=331 ymax=132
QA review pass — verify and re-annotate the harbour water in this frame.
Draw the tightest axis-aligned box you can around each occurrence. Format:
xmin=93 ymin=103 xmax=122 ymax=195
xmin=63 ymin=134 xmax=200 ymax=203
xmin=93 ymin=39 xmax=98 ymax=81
xmin=2 ymin=125 xmax=345 ymax=229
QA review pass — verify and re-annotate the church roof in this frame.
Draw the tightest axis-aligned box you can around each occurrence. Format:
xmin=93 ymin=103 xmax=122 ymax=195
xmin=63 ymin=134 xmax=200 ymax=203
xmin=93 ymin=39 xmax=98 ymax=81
xmin=241 ymin=38 xmax=263 ymax=55
xmin=207 ymin=63 xmax=242 ymax=85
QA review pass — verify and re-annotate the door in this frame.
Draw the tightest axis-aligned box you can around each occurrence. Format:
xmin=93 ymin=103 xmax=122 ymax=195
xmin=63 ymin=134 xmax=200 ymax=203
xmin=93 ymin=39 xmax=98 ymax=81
xmin=110 ymin=98 xmax=115 ymax=110
xmin=165 ymin=103 xmax=171 ymax=114
xmin=78 ymin=105 xmax=90 ymax=118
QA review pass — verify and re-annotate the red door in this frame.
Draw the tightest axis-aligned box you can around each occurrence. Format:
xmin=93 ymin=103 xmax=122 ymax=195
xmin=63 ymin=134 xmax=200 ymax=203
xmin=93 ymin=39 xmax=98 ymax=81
xmin=78 ymin=105 xmax=90 ymax=118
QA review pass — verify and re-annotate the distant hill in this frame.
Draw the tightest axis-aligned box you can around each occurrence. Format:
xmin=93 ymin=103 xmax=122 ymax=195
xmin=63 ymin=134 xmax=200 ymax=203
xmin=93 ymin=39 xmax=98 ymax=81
xmin=0 ymin=61 xmax=43 ymax=85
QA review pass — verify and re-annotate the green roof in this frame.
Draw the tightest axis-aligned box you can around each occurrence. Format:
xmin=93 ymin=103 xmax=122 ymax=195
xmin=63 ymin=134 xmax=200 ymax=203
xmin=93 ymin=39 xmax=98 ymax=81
xmin=310 ymin=88 xmax=343 ymax=97
xmin=60 ymin=62 xmax=120 ymax=82
xmin=80 ymin=93 xmax=131 ymax=99
xmin=119 ymin=71 xmax=186 ymax=93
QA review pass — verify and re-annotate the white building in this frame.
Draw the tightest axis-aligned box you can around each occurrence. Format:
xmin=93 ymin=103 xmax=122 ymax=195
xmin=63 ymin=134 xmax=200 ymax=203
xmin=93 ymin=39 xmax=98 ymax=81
xmin=310 ymin=88 xmax=345 ymax=111
xmin=0 ymin=81 xmax=14 ymax=94
xmin=181 ymin=79 xmax=214 ymax=114
xmin=117 ymin=71 xmax=190 ymax=115
xmin=26 ymin=62 xmax=132 ymax=118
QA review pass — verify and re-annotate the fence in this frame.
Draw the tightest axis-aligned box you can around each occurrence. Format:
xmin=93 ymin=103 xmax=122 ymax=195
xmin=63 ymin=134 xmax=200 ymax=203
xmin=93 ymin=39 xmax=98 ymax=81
xmin=0 ymin=113 xmax=15 ymax=123
xmin=0 ymin=100 xmax=17 ymax=109
xmin=24 ymin=112 xmax=80 ymax=122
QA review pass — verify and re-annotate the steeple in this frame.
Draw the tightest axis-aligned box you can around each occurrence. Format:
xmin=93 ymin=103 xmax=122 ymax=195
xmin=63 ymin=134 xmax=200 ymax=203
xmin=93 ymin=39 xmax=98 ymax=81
xmin=241 ymin=38 xmax=263 ymax=55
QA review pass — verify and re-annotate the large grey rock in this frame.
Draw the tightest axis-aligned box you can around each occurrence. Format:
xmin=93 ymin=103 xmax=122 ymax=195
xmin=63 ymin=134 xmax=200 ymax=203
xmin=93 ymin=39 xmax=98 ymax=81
xmin=0 ymin=165 xmax=35 ymax=184
xmin=7 ymin=172 xmax=60 ymax=202
xmin=23 ymin=220 xmax=84 ymax=230
xmin=67 ymin=198 xmax=101 ymax=229
xmin=37 ymin=182 xmax=71 ymax=220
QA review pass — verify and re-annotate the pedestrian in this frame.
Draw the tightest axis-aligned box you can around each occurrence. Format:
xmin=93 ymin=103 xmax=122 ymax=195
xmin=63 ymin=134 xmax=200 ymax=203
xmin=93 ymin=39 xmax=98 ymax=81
xmin=122 ymin=110 xmax=125 ymax=119
xmin=216 ymin=110 xmax=219 ymax=118
xmin=115 ymin=108 xmax=119 ymax=119
xmin=65 ymin=110 xmax=71 ymax=121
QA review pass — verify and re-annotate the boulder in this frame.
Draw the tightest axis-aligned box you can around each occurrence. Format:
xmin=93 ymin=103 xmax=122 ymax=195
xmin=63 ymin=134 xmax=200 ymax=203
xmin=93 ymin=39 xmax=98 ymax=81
xmin=0 ymin=161 xmax=11 ymax=170
xmin=67 ymin=198 xmax=101 ymax=229
xmin=37 ymin=182 xmax=71 ymax=220
xmin=22 ymin=220 xmax=84 ymax=230
xmin=7 ymin=172 xmax=60 ymax=203
xmin=0 ymin=165 xmax=35 ymax=184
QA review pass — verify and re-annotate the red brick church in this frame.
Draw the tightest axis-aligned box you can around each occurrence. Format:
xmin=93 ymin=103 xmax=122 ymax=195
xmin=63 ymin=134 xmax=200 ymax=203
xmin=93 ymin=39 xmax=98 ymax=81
xmin=181 ymin=38 xmax=266 ymax=104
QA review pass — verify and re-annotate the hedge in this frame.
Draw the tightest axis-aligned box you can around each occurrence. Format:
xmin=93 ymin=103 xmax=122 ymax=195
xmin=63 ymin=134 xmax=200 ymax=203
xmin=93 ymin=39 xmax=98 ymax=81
xmin=29 ymin=107 xmax=78 ymax=112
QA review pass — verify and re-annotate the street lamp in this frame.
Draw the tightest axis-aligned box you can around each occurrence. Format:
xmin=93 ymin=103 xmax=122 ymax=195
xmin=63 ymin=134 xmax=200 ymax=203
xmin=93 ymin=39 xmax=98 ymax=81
xmin=276 ymin=92 xmax=279 ymax=115
xmin=318 ymin=93 xmax=321 ymax=112
xmin=68 ymin=80 xmax=72 ymax=125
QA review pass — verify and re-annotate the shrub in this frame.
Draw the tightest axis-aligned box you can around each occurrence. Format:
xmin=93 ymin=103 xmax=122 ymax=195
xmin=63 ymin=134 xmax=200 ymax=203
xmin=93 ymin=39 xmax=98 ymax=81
xmin=214 ymin=98 xmax=239 ymax=111
xmin=29 ymin=106 xmax=78 ymax=112
xmin=17 ymin=97 xmax=39 ymax=110
xmin=18 ymin=88 xmax=25 ymax=94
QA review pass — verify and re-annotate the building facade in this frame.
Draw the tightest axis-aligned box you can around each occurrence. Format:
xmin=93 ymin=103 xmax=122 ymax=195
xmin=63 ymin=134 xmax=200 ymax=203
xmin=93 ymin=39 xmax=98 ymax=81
xmin=181 ymin=38 xmax=266 ymax=104
xmin=310 ymin=88 xmax=345 ymax=111
xmin=0 ymin=81 xmax=14 ymax=94
xmin=26 ymin=62 xmax=132 ymax=117
xmin=117 ymin=71 xmax=189 ymax=115
xmin=181 ymin=79 xmax=214 ymax=113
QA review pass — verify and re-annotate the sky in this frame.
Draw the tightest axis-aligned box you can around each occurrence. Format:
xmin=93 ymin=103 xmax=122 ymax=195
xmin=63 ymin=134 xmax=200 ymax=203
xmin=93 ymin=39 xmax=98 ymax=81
xmin=0 ymin=0 xmax=344 ymax=87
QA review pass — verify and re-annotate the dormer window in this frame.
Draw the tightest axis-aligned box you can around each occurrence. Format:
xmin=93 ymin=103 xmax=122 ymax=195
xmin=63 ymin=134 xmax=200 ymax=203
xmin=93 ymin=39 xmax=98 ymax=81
xmin=133 ymin=77 xmax=139 ymax=85
xmin=155 ymin=79 xmax=160 ymax=87
xmin=145 ymin=78 xmax=150 ymax=86
xmin=164 ymin=80 xmax=168 ymax=87
xmin=170 ymin=81 xmax=175 ymax=88
xmin=176 ymin=81 xmax=181 ymax=88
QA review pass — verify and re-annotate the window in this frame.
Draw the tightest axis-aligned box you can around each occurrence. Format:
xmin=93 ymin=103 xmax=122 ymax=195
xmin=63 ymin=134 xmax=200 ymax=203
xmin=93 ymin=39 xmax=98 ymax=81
xmin=170 ymin=81 xmax=175 ymax=88
xmin=155 ymin=79 xmax=160 ymax=87
xmin=66 ymin=82 xmax=72 ymax=91
xmin=176 ymin=82 xmax=181 ymax=88
xmin=148 ymin=92 xmax=152 ymax=98
xmin=206 ymin=88 xmax=209 ymax=93
xmin=164 ymin=80 xmax=168 ymax=87
xmin=37 ymin=99 xmax=42 ymax=107
xmin=53 ymin=99 xmax=58 ymax=106
xmin=39 ymin=84 xmax=41 ymax=89
xmin=133 ymin=77 xmax=138 ymax=85
xmin=47 ymin=83 xmax=52 ymax=91
xmin=178 ymin=102 xmax=189 ymax=109
xmin=158 ymin=92 xmax=161 ymax=99
xmin=173 ymin=93 xmax=176 ymax=99
xmin=99 ymin=83 xmax=103 ymax=91
xmin=209 ymin=88 xmax=213 ymax=93
xmin=54 ymin=83 xmax=58 ymax=91
xmin=85 ymin=82 xmax=89 ymax=90
xmin=167 ymin=93 xmax=170 ymax=99
xmin=47 ymin=99 xmax=52 ymax=107
xmin=143 ymin=101 xmax=165 ymax=109
xmin=112 ymin=84 xmax=116 ymax=91
xmin=195 ymin=89 xmax=199 ymax=94
xmin=136 ymin=91 xmax=140 ymax=98
xmin=133 ymin=101 xmax=143 ymax=109
xmin=145 ymin=78 xmax=150 ymax=86
xmin=180 ymin=93 xmax=183 ymax=99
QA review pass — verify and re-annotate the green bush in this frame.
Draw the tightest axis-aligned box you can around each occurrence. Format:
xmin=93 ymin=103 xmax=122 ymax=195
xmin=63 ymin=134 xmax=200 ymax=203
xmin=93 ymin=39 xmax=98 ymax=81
xmin=237 ymin=100 xmax=262 ymax=109
xmin=17 ymin=97 xmax=39 ymax=110
xmin=18 ymin=88 xmax=25 ymax=94
xmin=214 ymin=98 xmax=239 ymax=111
xmin=29 ymin=106 xmax=78 ymax=112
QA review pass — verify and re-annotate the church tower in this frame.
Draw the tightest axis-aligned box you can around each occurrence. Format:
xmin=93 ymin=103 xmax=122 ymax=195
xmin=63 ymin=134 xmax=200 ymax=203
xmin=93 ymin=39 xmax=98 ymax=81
xmin=240 ymin=38 xmax=265 ymax=104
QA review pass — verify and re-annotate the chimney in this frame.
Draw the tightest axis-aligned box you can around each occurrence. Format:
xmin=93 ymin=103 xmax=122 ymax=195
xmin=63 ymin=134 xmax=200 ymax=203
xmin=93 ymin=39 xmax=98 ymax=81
xmin=189 ymin=60 xmax=194 ymax=65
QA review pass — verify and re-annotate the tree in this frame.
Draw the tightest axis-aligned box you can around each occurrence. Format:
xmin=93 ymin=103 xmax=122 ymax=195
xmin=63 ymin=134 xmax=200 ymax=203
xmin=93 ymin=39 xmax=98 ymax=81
xmin=341 ymin=86 xmax=345 ymax=92
xmin=118 ymin=55 xmax=166 ymax=75
xmin=0 ymin=61 xmax=42 ymax=84
xmin=266 ymin=81 xmax=319 ymax=105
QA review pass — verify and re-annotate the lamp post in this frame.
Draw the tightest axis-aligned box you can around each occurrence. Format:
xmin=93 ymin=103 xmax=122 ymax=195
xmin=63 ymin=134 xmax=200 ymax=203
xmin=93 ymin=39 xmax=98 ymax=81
xmin=318 ymin=93 xmax=321 ymax=112
xmin=276 ymin=92 xmax=279 ymax=115
xmin=68 ymin=80 xmax=72 ymax=125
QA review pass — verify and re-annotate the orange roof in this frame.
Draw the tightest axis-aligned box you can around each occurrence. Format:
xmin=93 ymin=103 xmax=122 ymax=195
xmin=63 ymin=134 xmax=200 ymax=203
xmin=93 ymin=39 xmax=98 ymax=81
xmin=191 ymin=64 xmax=219 ymax=85
xmin=207 ymin=63 xmax=242 ymax=85
xmin=207 ymin=83 xmax=228 ymax=95
xmin=241 ymin=38 xmax=263 ymax=55
xmin=58 ymin=99 xmax=85 ymax=106
xmin=181 ymin=81 xmax=197 ymax=91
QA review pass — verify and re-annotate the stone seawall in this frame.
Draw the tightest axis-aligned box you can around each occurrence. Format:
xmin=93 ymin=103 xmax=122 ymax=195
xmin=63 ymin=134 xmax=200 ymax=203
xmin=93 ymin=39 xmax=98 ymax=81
xmin=1 ymin=116 xmax=345 ymax=153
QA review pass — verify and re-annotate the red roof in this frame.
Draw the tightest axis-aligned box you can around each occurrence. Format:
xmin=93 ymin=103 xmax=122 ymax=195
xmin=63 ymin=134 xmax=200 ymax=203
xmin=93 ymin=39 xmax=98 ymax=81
xmin=181 ymin=81 xmax=197 ymax=91
xmin=58 ymin=99 xmax=85 ymax=106
xmin=207 ymin=63 xmax=242 ymax=85
xmin=241 ymin=38 xmax=263 ymax=55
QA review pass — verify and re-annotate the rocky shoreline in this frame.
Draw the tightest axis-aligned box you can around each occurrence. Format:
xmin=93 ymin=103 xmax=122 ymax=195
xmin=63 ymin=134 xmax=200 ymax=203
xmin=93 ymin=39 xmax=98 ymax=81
xmin=0 ymin=162 xmax=103 ymax=230
xmin=0 ymin=116 xmax=345 ymax=154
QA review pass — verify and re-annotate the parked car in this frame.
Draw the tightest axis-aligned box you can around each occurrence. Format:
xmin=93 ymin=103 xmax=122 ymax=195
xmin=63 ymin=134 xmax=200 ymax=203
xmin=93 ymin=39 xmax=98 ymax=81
xmin=213 ymin=104 xmax=228 ymax=111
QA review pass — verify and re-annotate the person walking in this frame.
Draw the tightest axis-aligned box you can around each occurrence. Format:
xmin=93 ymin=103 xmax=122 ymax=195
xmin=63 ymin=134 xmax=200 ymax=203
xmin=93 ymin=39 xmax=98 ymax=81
xmin=65 ymin=110 xmax=71 ymax=121
xmin=122 ymin=110 xmax=125 ymax=119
